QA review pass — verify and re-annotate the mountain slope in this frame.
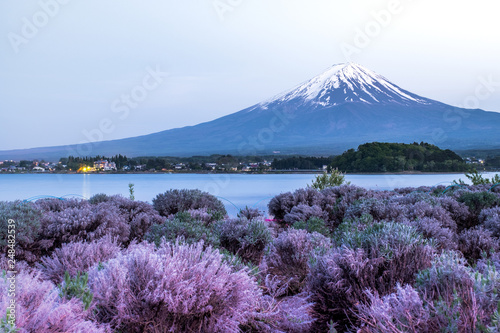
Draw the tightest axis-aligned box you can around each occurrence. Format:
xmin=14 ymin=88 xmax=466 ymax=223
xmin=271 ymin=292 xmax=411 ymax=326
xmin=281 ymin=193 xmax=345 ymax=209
xmin=1 ymin=63 xmax=499 ymax=160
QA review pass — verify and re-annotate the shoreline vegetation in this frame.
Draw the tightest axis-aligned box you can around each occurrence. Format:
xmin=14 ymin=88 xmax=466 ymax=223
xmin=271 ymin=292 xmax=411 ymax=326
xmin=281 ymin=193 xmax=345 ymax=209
xmin=0 ymin=170 xmax=482 ymax=175
xmin=2 ymin=142 xmax=499 ymax=175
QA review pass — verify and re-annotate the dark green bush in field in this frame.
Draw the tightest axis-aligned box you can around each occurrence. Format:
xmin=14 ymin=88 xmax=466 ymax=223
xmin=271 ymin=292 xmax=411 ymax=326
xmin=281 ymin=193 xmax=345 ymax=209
xmin=88 ymin=193 xmax=110 ymax=205
xmin=152 ymin=189 xmax=226 ymax=217
xmin=59 ymin=271 xmax=93 ymax=310
xmin=292 ymin=217 xmax=331 ymax=237
xmin=144 ymin=212 xmax=219 ymax=246
xmin=309 ymin=168 xmax=348 ymax=190
xmin=457 ymin=191 xmax=499 ymax=229
xmin=216 ymin=218 xmax=272 ymax=265
xmin=0 ymin=201 xmax=43 ymax=263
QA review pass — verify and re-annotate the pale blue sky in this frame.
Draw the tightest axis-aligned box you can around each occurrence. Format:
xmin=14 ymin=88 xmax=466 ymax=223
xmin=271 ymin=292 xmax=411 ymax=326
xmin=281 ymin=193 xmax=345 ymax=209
xmin=1 ymin=0 xmax=499 ymax=150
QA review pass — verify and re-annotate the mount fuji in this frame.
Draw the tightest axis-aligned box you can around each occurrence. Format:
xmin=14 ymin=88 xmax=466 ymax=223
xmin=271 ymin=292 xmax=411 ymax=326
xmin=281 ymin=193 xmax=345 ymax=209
xmin=2 ymin=63 xmax=500 ymax=160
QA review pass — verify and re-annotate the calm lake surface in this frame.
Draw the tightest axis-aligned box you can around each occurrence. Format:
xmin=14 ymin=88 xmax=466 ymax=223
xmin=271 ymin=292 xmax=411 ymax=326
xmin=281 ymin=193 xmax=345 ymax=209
xmin=0 ymin=173 xmax=497 ymax=216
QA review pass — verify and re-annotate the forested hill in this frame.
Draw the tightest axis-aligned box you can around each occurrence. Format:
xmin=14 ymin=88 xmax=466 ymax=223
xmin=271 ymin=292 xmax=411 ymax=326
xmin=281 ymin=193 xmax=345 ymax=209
xmin=330 ymin=142 xmax=469 ymax=173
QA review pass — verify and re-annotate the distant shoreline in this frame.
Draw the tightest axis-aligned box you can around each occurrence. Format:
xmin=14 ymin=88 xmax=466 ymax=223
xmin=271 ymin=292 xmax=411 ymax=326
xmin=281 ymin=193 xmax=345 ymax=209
xmin=1 ymin=170 xmax=497 ymax=176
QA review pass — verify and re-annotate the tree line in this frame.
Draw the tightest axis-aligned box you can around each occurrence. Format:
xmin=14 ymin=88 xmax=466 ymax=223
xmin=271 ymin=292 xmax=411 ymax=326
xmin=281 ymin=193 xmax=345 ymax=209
xmin=329 ymin=142 xmax=469 ymax=173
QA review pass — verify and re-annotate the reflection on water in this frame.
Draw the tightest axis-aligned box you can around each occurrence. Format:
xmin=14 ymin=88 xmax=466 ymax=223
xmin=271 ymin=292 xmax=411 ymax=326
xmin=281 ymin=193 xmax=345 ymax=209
xmin=82 ymin=174 xmax=91 ymax=200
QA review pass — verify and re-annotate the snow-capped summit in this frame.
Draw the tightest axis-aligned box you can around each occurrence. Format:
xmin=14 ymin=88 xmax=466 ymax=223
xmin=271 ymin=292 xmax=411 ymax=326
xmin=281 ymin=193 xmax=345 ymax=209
xmin=261 ymin=63 xmax=431 ymax=108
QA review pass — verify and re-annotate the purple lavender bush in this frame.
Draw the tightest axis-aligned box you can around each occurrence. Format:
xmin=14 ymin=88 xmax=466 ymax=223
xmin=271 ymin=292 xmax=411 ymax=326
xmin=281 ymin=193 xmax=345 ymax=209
xmin=216 ymin=217 xmax=272 ymax=264
xmin=457 ymin=227 xmax=499 ymax=263
xmin=245 ymin=288 xmax=315 ymax=333
xmin=0 ymin=201 xmax=43 ymax=263
xmin=34 ymin=197 xmax=91 ymax=212
xmin=356 ymin=250 xmax=500 ymax=332
xmin=88 ymin=240 xmax=261 ymax=332
xmin=40 ymin=203 xmax=130 ymax=250
xmin=344 ymin=198 xmax=406 ymax=223
xmin=309 ymin=221 xmax=434 ymax=331
xmin=480 ymin=206 xmax=500 ymax=237
xmin=268 ymin=188 xmax=323 ymax=221
xmin=260 ymin=229 xmax=331 ymax=295
xmin=100 ymin=195 xmax=165 ymax=241
xmin=0 ymin=268 xmax=107 ymax=332
xmin=355 ymin=284 xmax=429 ymax=333
xmin=435 ymin=196 xmax=470 ymax=229
xmin=88 ymin=193 xmax=111 ymax=205
xmin=238 ymin=206 xmax=262 ymax=220
xmin=405 ymin=217 xmax=457 ymax=251
xmin=268 ymin=185 xmax=372 ymax=231
xmin=319 ymin=185 xmax=372 ymax=228
xmin=403 ymin=200 xmax=457 ymax=231
xmin=414 ymin=251 xmax=478 ymax=332
xmin=152 ymin=189 xmax=226 ymax=217
xmin=38 ymin=236 xmax=121 ymax=283
xmin=283 ymin=204 xmax=327 ymax=226
xmin=268 ymin=192 xmax=296 ymax=221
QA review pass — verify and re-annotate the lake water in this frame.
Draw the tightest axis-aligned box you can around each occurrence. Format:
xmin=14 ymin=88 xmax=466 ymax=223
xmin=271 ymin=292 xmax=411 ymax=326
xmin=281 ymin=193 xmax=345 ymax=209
xmin=0 ymin=173 xmax=497 ymax=216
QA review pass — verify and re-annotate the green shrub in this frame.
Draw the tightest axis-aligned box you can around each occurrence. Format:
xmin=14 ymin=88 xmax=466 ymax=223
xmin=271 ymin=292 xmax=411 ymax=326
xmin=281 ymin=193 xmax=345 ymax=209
xmin=128 ymin=183 xmax=135 ymax=201
xmin=0 ymin=309 xmax=18 ymax=333
xmin=310 ymin=168 xmax=349 ymax=190
xmin=219 ymin=248 xmax=260 ymax=279
xmin=292 ymin=217 xmax=330 ymax=237
xmin=458 ymin=191 xmax=499 ymax=229
xmin=459 ymin=170 xmax=500 ymax=185
xmin=88 ymin=193 xmax=110 ymax=204
xmin=144 ymin=212 xmax=219 ymax=246
xmin=59 ymin=271 xmax=93 ymax=310
xmin=216 ymin=218 xmax=272 ymax=265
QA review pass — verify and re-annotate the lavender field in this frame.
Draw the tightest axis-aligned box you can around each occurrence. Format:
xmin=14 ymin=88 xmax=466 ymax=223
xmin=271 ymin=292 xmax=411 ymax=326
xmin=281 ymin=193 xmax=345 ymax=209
xmin=1 ymin=180 xmax=500 ymax=332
